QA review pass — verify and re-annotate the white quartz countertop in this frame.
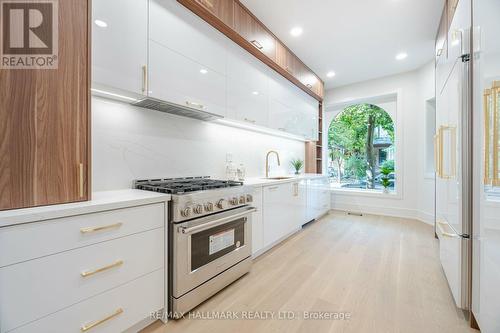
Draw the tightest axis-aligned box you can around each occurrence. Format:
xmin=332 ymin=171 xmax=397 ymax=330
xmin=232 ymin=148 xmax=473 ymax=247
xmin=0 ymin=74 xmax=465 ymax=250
xmin=0 ymin=189 xmax=170 ymax=228
xmin=244 ymin=173 xmax=328 ymax=186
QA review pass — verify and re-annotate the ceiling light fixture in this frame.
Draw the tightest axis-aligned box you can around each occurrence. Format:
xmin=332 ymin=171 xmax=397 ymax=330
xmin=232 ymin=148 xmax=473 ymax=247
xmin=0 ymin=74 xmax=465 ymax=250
xmin=290 ymin=26 xmax=303 ymax=37
xmin=252 ymin=91 xmax=259 ymax=95
xmin=199 ymin=69 xmax=208 ymax=74
xmin=395 ymin=52 xmax=408 ymax=60
xmin=94 ymin=19 xmax=108 ymax=28
xmin=326 ymin=71 xmax=336 ymax=78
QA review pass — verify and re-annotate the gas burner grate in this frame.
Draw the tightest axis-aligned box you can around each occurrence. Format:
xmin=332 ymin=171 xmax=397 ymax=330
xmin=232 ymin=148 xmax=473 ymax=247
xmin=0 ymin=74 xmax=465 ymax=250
xmin=134 ymin=177 xmax=243 ymax=194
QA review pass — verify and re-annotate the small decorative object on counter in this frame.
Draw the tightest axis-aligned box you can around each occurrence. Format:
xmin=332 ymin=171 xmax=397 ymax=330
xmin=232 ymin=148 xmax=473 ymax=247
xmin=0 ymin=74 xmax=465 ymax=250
xmin=237 ymin=163 xmax=246 ymax=181
xmin=290 ymin=158 xmax=304 ymax=175
xmin=225 ymin=157 xmax=237 ymax=181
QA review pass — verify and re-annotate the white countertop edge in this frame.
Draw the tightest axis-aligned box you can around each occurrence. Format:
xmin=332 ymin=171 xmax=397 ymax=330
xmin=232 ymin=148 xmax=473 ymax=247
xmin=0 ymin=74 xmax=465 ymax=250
xmin=0 ymin=189 xmax=170 ymax=228
xmin=244 ymin=174 xmax=328 ymax=187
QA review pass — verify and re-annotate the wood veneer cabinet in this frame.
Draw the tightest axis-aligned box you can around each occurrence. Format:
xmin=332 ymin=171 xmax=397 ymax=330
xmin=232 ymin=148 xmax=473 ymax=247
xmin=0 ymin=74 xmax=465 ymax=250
xmin=233 ymin=1 xmax=276 ymax=62
xmin=177 ymin=0 xmax=324 ymax=101
xmin=195 ymin=0 xmax=235 ymax=28
xmin=0 ymin=0 xmax=90 ymax=210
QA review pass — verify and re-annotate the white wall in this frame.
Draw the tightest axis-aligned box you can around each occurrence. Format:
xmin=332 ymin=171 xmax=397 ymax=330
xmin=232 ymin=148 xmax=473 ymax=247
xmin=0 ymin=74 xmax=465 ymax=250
xmin=92 ymin=97 xmax=305 ymax=191
xmin=323 ymin=62 xmax=436 ymax=224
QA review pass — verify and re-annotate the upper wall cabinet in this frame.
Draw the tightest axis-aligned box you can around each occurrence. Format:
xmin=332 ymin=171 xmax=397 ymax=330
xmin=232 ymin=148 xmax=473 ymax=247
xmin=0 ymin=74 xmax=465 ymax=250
xmin=195 ymin=0 xmax=235 ymax=27
xmin=148 ymin=0 xmax=227 ymax=117
xmin=92 ymin=0 xmax=148 ymax=96
xmin=91 ymin=0 xmax=319 ymax=140
xmin=149 ymin=0 xmax=227 ymax=76
xmin=177 ymin=0 xmax=324 ymax=101
xmin=233 ymin=2 xmax=276 ymax=62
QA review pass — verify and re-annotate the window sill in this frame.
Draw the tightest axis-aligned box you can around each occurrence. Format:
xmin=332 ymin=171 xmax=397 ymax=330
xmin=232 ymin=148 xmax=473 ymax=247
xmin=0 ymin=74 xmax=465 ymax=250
xmin=329 ymin=187 xmax=402 ymax=199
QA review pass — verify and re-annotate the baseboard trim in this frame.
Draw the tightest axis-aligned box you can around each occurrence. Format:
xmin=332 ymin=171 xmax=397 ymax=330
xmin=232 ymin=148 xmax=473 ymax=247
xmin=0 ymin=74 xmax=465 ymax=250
xmin=330 ymin=203 xmax=434 ymax=225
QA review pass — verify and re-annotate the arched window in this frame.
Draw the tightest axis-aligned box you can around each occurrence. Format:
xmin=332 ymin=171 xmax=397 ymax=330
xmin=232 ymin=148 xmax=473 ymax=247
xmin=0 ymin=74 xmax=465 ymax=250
xmin=328 ymin=103 xmax=395 ymax=192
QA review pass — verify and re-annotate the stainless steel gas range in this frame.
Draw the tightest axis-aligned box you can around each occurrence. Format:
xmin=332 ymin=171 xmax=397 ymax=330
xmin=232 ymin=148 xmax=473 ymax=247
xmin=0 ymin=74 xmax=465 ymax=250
xmin=135 ymin=177 xmax=255 ymax=315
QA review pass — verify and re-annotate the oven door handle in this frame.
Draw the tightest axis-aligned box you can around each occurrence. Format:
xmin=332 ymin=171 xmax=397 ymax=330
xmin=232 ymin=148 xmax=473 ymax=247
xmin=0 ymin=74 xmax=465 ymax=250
xmin=178 ymin=207 xmax=257 ymax=235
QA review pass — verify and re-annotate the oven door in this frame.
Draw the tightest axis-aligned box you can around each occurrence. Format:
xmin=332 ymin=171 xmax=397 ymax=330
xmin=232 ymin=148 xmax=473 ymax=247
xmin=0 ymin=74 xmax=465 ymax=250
xmin=172 ymin=206 xmax=255 ymax=298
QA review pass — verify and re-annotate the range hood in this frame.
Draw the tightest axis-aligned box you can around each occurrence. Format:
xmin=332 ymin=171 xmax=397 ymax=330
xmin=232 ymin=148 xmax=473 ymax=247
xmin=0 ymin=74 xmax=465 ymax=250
xmin=131 ymin=97 xmax=223 ymax=121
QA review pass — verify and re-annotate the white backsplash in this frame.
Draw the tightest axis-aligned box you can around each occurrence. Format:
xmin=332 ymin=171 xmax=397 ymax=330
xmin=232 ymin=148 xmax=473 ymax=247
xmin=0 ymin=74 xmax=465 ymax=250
xmin=92 ymin=97 xmax=306 ymax=191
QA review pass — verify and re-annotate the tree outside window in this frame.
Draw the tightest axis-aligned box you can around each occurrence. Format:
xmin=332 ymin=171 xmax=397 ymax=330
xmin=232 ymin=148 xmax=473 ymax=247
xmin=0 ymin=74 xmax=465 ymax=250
xmin=328 ymin=104 xmax=395 ymax=192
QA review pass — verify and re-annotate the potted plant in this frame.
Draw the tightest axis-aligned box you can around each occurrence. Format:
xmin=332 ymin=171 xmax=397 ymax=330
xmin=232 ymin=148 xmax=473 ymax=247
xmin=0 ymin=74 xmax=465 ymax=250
xmin=290 ymin=158 xmax=304 ymax=175
xmin=379 ymin=160 xmax=394 ymax=194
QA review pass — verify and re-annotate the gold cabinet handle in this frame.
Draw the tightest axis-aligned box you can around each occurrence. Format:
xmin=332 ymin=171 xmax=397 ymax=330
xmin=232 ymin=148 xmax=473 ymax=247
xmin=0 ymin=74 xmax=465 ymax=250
xmin=80 ymin=260 xmax=124 ymax=277
xmin=484 ymin=88 xmax=492 ymax=184
xmin=492 ymin=81 xmax=500 ymax=186
xmin=434 ymin=134 xmax=440 ymax=175
xmin=142 ymin=65 xmax=148 ymax=94
xmin=80 ymin=222 xmax=123 ymax=234
xmin=185 ymin=101 xmax=205 ymax=109
xmin=78 ymin=163 xmax=84 ymax=198
xmin=250 ymin=40 xmax=263 ymax=50
xmin=437 ymin=125 xmax=457 ymax=179
xmin=81 ymin=308 xmax=123 ymax=332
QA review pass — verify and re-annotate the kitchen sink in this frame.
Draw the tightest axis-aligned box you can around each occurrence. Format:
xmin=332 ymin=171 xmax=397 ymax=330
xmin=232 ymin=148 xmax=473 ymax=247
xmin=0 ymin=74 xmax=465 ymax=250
xmin=262 ymin=176 xmax=295 ymax=180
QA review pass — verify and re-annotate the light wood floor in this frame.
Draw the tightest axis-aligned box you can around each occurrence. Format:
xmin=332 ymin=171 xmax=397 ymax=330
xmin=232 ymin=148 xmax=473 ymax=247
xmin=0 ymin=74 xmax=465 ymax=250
xmin=143 ymin=212 xmax=477 ymax=333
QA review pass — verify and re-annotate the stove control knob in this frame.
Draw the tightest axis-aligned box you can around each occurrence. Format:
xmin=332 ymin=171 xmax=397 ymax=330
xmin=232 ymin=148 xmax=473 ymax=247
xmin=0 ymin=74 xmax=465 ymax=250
xmin=230 ymin=197 xmax=239 ymax=205
xmin=193 ymin=204 xmax=203 ymax=214
xmin=181 ymin=207 xmax=191 ymax=218
xmin=246 ymin=194 xmax=253 ymax=203
xmin=204 ymin=202 xmax=214 ymax=212
xmin=239 ymin=196 xmax=246 ymax=204
xmin=216 ymin=199 xmax=226 ymax=209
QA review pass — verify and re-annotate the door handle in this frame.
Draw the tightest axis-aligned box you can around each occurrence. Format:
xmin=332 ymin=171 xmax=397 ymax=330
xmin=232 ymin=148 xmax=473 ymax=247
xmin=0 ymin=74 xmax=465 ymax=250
xmin=186 ymin=101 xmax=205 ymax=110
xmin=484 ymin=88 xmax=492 ymax=185
xmin=437 ymin=125 xmax=457 ymax=179
xmin=250 ymin=40 xmax=263 ymax=50
xmin=179 ymin=207 xmax=256 ymax=234
xmin=437 ymin=221 xmax=460 ymax=238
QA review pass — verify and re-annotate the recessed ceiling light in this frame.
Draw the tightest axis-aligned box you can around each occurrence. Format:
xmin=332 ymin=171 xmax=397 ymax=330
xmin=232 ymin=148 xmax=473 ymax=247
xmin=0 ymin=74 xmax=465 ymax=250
xmin=326 ymin=71 xmax=336 ymax=78
xmin=290 ymin=26 xmax=303 ymax=37
xmin=199 ymin=69 xmax=208 ymax=74
xmin=252 ymin=91 xmax=259 ymax=95
xmin=94 ymin=19 xmax=108 ymax=28
xmin=395 ymin=52 xmax=408 ymax=60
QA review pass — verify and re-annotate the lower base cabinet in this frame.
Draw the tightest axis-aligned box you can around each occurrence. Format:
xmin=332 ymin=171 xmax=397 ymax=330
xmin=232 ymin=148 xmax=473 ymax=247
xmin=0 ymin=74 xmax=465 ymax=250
xmin=0 ymin=193 xmax=168 ymax=333
xmin=306 ymin=177 xmax=330 ymax=224
xmin=262 ymin=181 xmax=305 ymax=250
xmin=252 ymin=176 xmax=329 ymax=257
xmin=10 ymin=270 xmax=164 ymax=333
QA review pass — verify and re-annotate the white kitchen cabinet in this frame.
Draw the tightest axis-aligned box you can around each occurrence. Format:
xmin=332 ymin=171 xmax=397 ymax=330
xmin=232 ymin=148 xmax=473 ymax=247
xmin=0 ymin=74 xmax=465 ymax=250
xmin=262 ymin=182 xmax=303 ymax=249
xmin=92 ymin=0 xmax=148 ymax=96
xmin=0 ymin=191 xmax=169 ymax=333
xmin=92 ymin=0 xmax=320 ymax=140
xmin=226 ymin=42 xmax=269 ymax=126
xmin=149 ymin=0 xmax=227 ymax=76
xmin=251 ymin=186 xmax=264 ymax=256
xmin=268 ymin=69 xmax=319 ymax=139
xmin=227 ymin=77 xmax=269 ymax=126
xmin=306 ymin=177 xmax=330 ymax=223
xmin=148 ymin=40 xmax=227 ymax=117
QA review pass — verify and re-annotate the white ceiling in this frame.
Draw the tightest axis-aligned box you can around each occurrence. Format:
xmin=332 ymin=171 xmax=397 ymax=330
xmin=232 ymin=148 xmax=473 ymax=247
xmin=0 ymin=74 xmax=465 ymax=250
xmin=240 ymin=0 xmax=445 ymax=89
